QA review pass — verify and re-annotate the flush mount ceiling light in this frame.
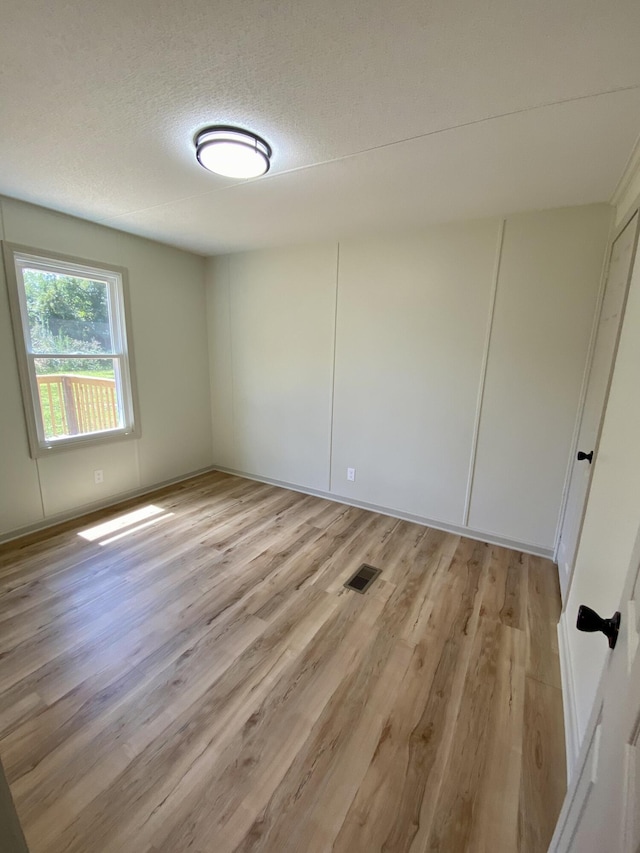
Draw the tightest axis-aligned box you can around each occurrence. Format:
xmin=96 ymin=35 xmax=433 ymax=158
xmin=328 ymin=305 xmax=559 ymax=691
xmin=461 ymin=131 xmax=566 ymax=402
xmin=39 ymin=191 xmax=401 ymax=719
xmin=195 ymin=126 xmax=272 ymax=179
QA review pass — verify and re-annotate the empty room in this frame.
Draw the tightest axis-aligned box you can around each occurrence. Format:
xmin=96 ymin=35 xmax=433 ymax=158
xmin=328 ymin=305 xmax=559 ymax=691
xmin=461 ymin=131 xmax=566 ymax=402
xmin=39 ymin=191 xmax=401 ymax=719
xmin=1 ymin=1 xmax=640 ymax=851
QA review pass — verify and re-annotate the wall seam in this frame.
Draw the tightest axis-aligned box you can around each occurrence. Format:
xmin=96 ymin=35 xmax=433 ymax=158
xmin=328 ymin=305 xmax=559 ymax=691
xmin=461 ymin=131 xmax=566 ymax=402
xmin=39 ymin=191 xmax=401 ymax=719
xmin=226 ymin=256 xmax=237 ymax=469
xmin=202 ymin=259 xmax=216 ymax=468
xmin=133 ymin=436 xmax=142 ymax=489
xmin=462 ymin=217 xmax=505 ymax=527
xmin=327 ymin=243 xmax=340 ymax=493
xmin=33 ymin=460 xmax=46 ymax=520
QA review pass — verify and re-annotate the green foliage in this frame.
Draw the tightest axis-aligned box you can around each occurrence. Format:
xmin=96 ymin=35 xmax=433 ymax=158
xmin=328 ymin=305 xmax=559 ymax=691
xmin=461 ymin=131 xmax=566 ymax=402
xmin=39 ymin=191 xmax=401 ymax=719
xmin=24 ymin=269 xmax=111 ymax=372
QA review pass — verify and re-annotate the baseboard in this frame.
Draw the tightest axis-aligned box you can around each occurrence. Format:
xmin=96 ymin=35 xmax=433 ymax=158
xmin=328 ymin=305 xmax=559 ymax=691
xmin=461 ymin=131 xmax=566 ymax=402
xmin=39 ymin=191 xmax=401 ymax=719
xmin=0 ymin=465 xmax=216 ymax=546
xmin=212 ymin=465 xmax=555 ymax=559
xmin=557 ymin=558 xmax=571 ymax=606
xmin=558 ymin=610 xmax=580 ymax=780
xmin=1 ymin=461 xmax=556 ymax=561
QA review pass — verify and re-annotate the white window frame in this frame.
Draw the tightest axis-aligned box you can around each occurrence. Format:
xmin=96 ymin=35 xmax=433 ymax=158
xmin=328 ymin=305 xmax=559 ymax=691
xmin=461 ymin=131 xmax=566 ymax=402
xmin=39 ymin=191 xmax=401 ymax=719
xmin=2 ymin=242 xmax=141 ymax=458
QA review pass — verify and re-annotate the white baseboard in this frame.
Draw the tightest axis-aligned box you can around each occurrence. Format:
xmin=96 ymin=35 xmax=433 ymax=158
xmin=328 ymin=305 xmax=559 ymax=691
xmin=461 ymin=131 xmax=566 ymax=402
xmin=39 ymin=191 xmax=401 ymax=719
xmin=0 ymin=466 xmax=216 ymax=546
xmin=2 ymin=460 xmax=555 ymax=561
xmin=558 ymin=611 xmax=580 ymax=780
xmin=212 ymin=466 xmax=555 ymax=559
xmin=558 ymin=558 xmax=571 ymax=606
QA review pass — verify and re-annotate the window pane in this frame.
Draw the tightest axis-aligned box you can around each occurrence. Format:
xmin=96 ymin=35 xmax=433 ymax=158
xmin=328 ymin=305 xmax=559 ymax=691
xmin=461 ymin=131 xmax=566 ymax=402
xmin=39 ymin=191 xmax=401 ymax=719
xmin=23 ymin=269 xmax=113 ymax=354
xmin=34 ymin=358 xmax=122 ymax=440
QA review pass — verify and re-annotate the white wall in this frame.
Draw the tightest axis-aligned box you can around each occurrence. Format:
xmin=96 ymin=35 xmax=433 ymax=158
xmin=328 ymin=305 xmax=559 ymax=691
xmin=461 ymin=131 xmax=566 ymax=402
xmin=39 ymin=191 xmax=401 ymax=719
xmin=207 ymin=245 xmax=338 ymax=491
xmin=468 ymin=207 xmax=612 ymax=546
xmin=0 ymin=197 xmax=614 ymax=558
xmin=0 ymin=197 xmax=212 ymax=539
xmin=331 ymin=222 xmax=498 ymax=523
xmin=206 ymin=204 xmax=611 ymax=553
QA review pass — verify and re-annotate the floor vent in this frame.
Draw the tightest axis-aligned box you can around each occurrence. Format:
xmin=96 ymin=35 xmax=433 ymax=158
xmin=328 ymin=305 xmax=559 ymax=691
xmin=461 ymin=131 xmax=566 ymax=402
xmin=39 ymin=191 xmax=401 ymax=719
xmin=344 ymin=564 xmax=382 ymax=594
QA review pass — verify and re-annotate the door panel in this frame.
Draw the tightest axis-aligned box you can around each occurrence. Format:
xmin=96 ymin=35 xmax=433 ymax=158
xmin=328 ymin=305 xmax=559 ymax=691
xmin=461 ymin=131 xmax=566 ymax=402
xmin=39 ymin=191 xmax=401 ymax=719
xmin=557 ymin=714 xmax=602 ymax=850
xmin=551 ymin=536 xmax=640 ymax=852
xmin=622 ymin=581 xmax=640 ymax=853
xmin=551 ymin=208 xmax=640 ymax=852
xmin=557 ymin=212 xmax=639 ymax=603
xmin=623 ymin=720 xmax=639 ymax=852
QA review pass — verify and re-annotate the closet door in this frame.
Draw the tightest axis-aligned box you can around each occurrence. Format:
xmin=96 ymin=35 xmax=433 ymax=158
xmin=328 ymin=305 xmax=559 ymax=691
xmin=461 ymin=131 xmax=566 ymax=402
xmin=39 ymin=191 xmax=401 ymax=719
xmin=556 ymin=212 xmax=639 ymax=603
xmin=468 ymin=206 xmax=610 ymax=551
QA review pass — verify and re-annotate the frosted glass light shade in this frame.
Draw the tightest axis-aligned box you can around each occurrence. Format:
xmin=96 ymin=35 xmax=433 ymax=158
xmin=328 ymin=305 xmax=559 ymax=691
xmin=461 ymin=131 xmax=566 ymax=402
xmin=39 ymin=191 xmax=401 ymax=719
xmin=195 ymin=127 xmax=271 ymax=178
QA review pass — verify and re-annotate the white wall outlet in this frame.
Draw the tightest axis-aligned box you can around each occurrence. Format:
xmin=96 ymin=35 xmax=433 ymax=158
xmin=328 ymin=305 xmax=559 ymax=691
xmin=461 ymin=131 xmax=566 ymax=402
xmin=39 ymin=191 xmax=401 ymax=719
xmin=347 ymin=467 xmax=356 ymax=482
xmin=94 ymin=469 xmax=104 ymax=484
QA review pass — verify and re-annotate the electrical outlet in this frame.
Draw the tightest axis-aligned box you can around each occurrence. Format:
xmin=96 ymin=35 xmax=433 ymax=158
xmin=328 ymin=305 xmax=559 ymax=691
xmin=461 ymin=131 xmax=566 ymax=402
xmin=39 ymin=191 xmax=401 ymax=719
xmin=94 ymin=469 xmax=104 ymax=484
xmin=347 ymin=467 xmax=356 ymax=482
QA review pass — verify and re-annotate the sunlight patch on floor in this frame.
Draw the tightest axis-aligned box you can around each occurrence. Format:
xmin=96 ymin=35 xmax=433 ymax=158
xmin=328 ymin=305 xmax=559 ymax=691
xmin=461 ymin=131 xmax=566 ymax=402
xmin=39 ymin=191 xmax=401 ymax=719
xmin=98 ymin=512 xmax=175 ymax=546
xmin=78 ymin=504 xmax=173 ymax=544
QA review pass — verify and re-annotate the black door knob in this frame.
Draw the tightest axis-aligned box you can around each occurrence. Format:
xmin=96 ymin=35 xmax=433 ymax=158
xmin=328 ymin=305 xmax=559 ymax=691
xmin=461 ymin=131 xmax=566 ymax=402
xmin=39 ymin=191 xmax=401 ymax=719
xmin=577 ymin=450 xmax=593 ymax=463
xmin=576 ymin=605 xmax=621 ymax=649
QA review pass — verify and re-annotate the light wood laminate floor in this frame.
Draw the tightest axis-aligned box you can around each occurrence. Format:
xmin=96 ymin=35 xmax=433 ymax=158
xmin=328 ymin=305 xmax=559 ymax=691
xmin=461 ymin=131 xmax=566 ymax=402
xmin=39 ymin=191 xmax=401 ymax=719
xmin=0 ymin=472 xmax=565 ymax=852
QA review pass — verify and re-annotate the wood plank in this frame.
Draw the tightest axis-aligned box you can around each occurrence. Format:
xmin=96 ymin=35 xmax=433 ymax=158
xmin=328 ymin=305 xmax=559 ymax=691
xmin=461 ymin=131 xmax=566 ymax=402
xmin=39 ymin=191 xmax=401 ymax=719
xmin=518 ymin=676 xmax=566 ymax=853
xmin=0 ymin=472 xmax=566 ymax=853
xmin=527 ymin=554 xmax=562 ymax=689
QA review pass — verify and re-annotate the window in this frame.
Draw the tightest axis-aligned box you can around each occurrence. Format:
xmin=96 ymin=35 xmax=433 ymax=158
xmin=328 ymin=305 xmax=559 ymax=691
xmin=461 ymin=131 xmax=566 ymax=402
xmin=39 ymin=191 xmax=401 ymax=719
xmin=2 ymin=243 xmax=140 ymax=457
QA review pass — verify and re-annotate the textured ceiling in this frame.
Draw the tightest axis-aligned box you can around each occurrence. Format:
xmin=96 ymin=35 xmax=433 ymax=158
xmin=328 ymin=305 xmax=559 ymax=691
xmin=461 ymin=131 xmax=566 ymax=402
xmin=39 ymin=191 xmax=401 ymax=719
xmin=1 ymin=0 xmax=640 ymax=254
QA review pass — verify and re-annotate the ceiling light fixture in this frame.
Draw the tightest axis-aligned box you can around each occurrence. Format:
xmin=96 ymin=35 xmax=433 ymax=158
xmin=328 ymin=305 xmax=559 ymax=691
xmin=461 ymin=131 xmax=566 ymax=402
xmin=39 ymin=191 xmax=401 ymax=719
xmin=195 ymin=126 xmax=272 ymax=179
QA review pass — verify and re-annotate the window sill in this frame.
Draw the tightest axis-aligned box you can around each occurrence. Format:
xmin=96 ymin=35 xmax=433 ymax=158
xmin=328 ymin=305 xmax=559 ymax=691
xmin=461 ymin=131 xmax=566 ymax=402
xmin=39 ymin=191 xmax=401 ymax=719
xmin=32 ymin=427 xmax=141 ymax=459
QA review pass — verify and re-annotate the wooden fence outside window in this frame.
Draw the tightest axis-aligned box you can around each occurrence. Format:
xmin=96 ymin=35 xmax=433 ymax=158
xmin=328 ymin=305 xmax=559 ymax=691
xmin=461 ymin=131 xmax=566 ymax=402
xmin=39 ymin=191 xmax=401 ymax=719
xmin=37 ymin=374 xmax=119 ymax=437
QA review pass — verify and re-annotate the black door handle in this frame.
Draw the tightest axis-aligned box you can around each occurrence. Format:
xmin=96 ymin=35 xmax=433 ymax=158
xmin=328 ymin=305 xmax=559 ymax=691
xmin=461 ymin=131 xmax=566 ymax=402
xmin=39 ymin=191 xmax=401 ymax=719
xmin=576 ymin=605 xmax=621 ymax=649
xmin=577 ymin=450 xmax=593 ymax=463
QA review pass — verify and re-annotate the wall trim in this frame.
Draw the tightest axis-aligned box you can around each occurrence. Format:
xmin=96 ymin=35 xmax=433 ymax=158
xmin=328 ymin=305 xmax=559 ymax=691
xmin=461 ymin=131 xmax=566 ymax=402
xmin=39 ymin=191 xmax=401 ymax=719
xmin=327 ymin=242 xmax=340 ymax=493
xmin=558 ymin=610 xmax=580 ymax=780
xmin=0 ymin=465 xmax=216 ymax=547
xmin=557 ymin=553 xmax=571 ymax=605
xmin=463 ymin=217 xmax=505 ymax=525
xmin=0 ymin=459 xmax=556 ymax=559
xmin=611 ymin=130 xmax=640 ymax=222
xmin=212 ymin=465 xmax=554 ymax=558
xmin=554 ymin=209 xmax=640 ymax=601
xmin=552 ymin=211 xmax=615 ymax=565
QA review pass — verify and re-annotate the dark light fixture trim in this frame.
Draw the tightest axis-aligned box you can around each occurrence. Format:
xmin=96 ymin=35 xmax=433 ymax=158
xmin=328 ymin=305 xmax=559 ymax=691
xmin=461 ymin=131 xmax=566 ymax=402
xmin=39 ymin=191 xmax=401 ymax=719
xmin=195 ymin=125 xmax=272 ymax=178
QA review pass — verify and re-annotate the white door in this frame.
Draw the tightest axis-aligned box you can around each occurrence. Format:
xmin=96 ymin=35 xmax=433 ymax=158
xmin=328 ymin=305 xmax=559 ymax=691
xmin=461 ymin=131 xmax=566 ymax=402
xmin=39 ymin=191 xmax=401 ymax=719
xmin=551 ymin=209 xmax=640 ymax=851
xmin=550 ymin=525 xmax=640 ymax=853
xmin=556 ymin=212 xmax=639 ymax=603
